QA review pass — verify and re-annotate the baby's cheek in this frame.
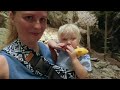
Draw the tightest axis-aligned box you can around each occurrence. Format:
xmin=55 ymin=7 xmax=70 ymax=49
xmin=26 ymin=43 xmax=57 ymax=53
xmin=73 ymin=43 xmax=78 ymax=48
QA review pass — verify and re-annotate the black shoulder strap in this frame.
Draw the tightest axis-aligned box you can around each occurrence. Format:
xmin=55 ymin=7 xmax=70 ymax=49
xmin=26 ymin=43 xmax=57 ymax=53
xmin=29 ymin=54 xmax=65 ymax=79
xmin=26 ymin=42 xmax=76 ymax=79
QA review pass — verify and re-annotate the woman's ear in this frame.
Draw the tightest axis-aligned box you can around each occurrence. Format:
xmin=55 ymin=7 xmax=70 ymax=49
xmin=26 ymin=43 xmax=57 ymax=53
xmin=9 ymin=11 xmax=15 ymax=22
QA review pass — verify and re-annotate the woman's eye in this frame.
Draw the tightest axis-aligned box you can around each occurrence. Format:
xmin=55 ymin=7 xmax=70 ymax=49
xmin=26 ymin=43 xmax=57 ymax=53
xmin=40 ymin=18 xmax=47 ymax=23
xmin=24 ymin=16 xmax=34 ymax=22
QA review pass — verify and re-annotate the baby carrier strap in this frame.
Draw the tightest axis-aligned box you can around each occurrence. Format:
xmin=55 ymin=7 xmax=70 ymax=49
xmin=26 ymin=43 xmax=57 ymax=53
xmin=29 ymin=53 xmax=63 ymax=79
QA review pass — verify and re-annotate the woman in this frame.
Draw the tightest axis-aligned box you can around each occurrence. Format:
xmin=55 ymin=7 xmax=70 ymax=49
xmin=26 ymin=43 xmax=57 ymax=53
xmin=0 ymin=11 xmax=73 ymax=79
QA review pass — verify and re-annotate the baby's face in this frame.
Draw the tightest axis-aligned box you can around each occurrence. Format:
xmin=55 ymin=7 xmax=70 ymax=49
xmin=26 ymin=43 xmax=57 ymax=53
xmin=59 ymin=32 xmax=79 ymax=49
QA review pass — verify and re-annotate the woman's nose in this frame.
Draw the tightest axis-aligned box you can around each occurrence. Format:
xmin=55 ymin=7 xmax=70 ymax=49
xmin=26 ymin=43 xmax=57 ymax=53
xmin=34 ymin=20 xmax=41 ymax=29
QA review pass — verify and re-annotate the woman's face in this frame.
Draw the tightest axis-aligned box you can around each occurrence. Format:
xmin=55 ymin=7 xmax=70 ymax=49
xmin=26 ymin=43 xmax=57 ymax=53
xmin=10 ymin=11 xmax=47 ymax=43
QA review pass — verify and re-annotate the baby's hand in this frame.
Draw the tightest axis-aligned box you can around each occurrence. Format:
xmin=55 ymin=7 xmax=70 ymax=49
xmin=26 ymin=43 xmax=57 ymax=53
xmin=57 ymin=43 xmax=66 ymax=51
xmin=48 ymin=40 xmax=61 ymax=49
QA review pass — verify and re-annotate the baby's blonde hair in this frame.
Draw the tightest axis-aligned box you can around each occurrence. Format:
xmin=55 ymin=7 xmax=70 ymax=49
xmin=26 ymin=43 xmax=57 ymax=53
xmin=58 ymin=24 xmax=81 ymax=43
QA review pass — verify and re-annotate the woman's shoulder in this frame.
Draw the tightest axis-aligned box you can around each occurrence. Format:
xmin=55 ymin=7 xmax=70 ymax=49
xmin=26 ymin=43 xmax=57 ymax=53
xmin=0 ymin=55 xmax=9 ymax=79
xmin=38 ymin=41 xmax=47 ymax=48
xmin=38 ymin=41 xmax=49 ymax=52
xmin=0 ymin=55 xmax=6 ymax=63
xmin=38 ymin=41 xmax=54 ymax=64
xmin=0 ymin=55 xmax=8 ymax=68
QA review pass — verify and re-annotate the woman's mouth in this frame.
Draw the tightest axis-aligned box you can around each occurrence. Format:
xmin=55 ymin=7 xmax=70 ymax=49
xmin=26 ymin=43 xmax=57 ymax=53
xmin=31 ymin=32 xmax=40 ymax=36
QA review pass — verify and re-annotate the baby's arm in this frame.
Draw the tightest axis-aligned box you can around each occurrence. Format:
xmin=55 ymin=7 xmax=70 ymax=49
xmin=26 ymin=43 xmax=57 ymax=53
xmin=47 ymin=40 xmax=66 ymax=62
xmin=66 ymin=45 xmax=89 ymax=79
xmin=48 ymin=40 xmax=58 ymax=63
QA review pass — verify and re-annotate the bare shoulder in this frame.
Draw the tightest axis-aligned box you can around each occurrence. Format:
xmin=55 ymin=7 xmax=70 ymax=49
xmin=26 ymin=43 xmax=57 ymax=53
xmin=0 ymin=55 xmax=7 ymax=65
xmin=0 ymin=55 xmax=9 ymax=79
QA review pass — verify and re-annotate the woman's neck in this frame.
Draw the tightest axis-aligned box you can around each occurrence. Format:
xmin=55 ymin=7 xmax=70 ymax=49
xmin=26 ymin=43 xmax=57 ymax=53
xmin=18 ymin=38 xmax=39 ymax=53
xmin=27 ymin=42 xmax=39 ymax=53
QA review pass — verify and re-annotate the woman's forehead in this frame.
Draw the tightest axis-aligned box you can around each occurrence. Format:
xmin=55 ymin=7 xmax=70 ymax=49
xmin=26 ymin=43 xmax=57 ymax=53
xmin=20 ymin=11 xmax=47 ymax=13
xmin=17 ymin=11 xmax=47 ymax=16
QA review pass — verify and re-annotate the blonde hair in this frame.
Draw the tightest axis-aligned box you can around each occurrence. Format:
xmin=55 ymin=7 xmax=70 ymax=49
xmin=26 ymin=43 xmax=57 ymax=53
xmin=58 ymin=24 xmax=82 ymax=43
xmin=6 ymin=11 xmax=18 ymax=45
